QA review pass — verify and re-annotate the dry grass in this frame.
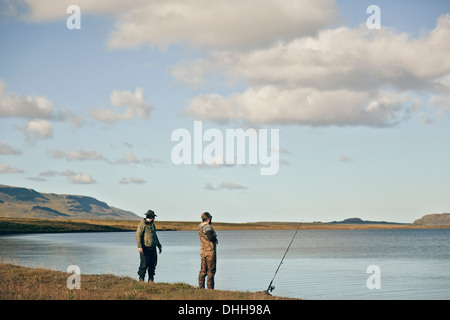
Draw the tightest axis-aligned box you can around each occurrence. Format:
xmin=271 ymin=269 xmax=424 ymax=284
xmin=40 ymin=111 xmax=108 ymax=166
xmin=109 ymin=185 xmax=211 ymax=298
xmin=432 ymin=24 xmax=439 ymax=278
xmin=0 ymin=263 xmax=293 ymax=300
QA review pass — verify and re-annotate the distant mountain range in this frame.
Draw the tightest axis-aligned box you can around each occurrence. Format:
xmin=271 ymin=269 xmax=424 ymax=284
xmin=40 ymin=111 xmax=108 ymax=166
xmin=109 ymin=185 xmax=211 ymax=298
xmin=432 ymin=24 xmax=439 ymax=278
xmin=413 ymin=213 xmax=450 ymax=226
xmin=0 ymin=184 xmax=140 ymax=220
xmin=1 ymin=184 xmax=448 ymax=226
xmin=328 ymin=214 xmax=450 ymax=226
xmin=328 ymin=217 xmax=404 ymax=225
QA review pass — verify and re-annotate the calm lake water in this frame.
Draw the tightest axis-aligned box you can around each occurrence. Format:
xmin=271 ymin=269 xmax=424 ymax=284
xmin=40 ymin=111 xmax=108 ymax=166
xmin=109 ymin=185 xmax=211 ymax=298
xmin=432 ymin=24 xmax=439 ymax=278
xmin=1 ymin=228 xmax=449 ymax=300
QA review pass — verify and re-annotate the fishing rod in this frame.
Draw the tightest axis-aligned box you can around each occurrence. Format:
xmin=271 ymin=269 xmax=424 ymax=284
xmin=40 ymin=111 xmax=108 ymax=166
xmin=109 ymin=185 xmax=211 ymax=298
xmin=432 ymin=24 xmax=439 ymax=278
xmin=266 ymin=220 xmax=303 ymax=294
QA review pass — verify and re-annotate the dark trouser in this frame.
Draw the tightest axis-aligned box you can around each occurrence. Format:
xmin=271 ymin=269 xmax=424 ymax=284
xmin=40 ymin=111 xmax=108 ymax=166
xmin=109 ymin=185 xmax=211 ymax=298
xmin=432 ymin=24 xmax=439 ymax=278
xmin=199 ymin=254 xmax=216 ymax=289
xmin=138 ymin=246 xmax=157 ymax=281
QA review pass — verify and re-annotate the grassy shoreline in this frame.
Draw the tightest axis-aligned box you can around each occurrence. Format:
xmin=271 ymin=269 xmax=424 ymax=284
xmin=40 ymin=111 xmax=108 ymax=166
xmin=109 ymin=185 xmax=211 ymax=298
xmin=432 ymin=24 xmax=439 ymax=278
xmin=0 ymin=217 xmax=444 ymax=235
xmin=0 ymin=263 xmax=293 ymax=300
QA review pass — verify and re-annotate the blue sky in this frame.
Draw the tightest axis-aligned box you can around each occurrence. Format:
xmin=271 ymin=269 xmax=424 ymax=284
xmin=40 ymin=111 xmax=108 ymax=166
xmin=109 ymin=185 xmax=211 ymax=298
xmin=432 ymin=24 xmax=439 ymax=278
xmin=1 ymin=0 xmax=449 ymax=223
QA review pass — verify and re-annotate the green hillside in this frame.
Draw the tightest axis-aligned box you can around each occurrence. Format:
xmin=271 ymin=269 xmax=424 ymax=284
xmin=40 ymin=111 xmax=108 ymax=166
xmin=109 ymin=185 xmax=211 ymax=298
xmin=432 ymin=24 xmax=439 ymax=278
xmin=0 ymin=184 xmax=140 ymax=220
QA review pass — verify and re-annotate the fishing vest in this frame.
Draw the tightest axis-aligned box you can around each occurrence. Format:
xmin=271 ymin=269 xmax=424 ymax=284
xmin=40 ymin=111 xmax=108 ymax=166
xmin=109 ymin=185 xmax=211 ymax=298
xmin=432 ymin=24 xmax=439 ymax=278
xmin=198 ymin=222 xmax=217 ymax=256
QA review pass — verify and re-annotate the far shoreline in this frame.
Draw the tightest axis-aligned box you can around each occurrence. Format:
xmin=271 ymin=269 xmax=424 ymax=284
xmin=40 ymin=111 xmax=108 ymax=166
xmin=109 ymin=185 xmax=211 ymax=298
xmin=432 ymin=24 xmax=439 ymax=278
xmin=1 ymin=217 xmax=448 ymax=235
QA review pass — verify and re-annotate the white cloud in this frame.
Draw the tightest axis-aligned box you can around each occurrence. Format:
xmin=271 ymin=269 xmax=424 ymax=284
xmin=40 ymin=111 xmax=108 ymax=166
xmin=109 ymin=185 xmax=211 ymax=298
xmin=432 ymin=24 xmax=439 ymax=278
xmin=417 ymin=94 xmax=450 ymax=125
xmin=0 ymin=80 xmax=54 ymax=119
xmin=55 ymin=107 xmax=84 ymax=129
xmin=174 ymin=16 xmax=450 ymax=91
xmin=44 ymin=148 xmax=161 ymax=166
xmin=338 ymin=155 xmax=354 ymax=163
xmin=219 ymin=182 xmax=248 ymax=190
xmin=36 ymin=169 xmax=96 ymax=184
xmin=14 ymin=2 xmax=450 ymax=130
xmin=0 ymin=80 xmax=83 ymax=140
xmin=68 ymin=173 xmax=96 ymax=184
xmin=114 ymin=153 xmax=163 ymax=165
xmin=39 ymin=170 xmax=60 ymax=177
xmin=21 ymin=0 xmax=143 ymax=21
xmin=0 ymin=162 xmax=24 ymax=174
xmin=90 ymin=87 xmax=154 ymax=123
xmin=61 ymin=169 xmax=96 ymax=184
xmin=19 ymin=0 xmax=339 ymax=50
xmin=119 ymin=177 xmax=146 ymax=184
xmin=107 ymin=0 xmax=340 ymax=50
xmin=176 ymin=15 xmax=450 ymax=127
xmin=187 ymin=86 xmax=413 ymax=127
xmin=21 ymin=119 xmax=53 ymax=143
xmin=66 ymin=149 xmax=103 ymax=161
xmin=204 ymin=181 xmax=248 ymax=191
xmin=429 ymin=94 xmax=450 ymax=116
xmin=0 ymin=142 xmax=22 ymax=155
xmin=115 ymin=151 xmax=140 ymax=165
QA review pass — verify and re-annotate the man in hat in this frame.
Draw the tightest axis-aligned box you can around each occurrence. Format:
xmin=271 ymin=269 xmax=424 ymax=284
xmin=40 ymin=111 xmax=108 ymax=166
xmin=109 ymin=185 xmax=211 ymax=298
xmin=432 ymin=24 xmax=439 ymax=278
xmin=198 ymin=211 xmax=218 ymax=289
xmin=136 ymin=210 xmax=162 ymax=282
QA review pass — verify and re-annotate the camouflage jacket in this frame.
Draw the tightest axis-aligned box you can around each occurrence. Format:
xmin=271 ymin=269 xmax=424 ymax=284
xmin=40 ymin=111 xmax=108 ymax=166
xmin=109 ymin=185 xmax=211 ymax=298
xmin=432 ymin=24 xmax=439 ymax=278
xmin=136 ymin=219 xmax=162 ymax=249
xmin=198 ymin=222 xmax=217 ymax=256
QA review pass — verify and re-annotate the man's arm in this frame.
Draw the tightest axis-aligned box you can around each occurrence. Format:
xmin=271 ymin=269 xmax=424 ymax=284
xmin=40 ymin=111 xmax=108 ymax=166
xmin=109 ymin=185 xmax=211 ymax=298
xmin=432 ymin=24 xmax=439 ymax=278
xmin=155 ymin=235 xmax=162 ymax=253
xmin=153 ymin=224 xmax=163 ymax=253
xmin=136 ymin=223 xmax=144 ymax=251
xmin=205 ymin=230 xmax=217 ymax=243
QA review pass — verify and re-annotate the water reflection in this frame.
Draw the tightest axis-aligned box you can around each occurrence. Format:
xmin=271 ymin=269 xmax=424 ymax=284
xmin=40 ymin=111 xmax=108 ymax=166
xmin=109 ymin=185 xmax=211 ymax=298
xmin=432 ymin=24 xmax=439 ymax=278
xmin=1 ymin=229 xmax=449 ymax=299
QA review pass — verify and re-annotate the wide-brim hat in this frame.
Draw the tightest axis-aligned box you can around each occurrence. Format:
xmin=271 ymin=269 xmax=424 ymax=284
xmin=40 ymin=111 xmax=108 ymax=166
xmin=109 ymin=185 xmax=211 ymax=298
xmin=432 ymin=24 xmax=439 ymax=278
xmin=145 ymin=210 xmax=157 ymax=218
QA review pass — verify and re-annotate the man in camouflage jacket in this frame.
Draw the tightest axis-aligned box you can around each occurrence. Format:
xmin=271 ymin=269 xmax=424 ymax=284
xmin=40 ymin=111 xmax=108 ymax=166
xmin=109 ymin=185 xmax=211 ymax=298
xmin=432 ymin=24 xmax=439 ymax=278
xmin=136 ymin=210 xmax=162 ymax=282
xmin=198 ymin=212 xmax=218 ymax=289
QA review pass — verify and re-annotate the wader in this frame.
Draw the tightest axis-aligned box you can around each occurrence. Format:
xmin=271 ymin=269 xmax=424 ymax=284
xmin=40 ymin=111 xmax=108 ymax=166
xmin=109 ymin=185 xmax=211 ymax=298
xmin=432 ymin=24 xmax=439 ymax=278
xmin=199 ymin=254 xmax=216 ymax=289
xmin=198 ymin=222 xmax=217 ymax=289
